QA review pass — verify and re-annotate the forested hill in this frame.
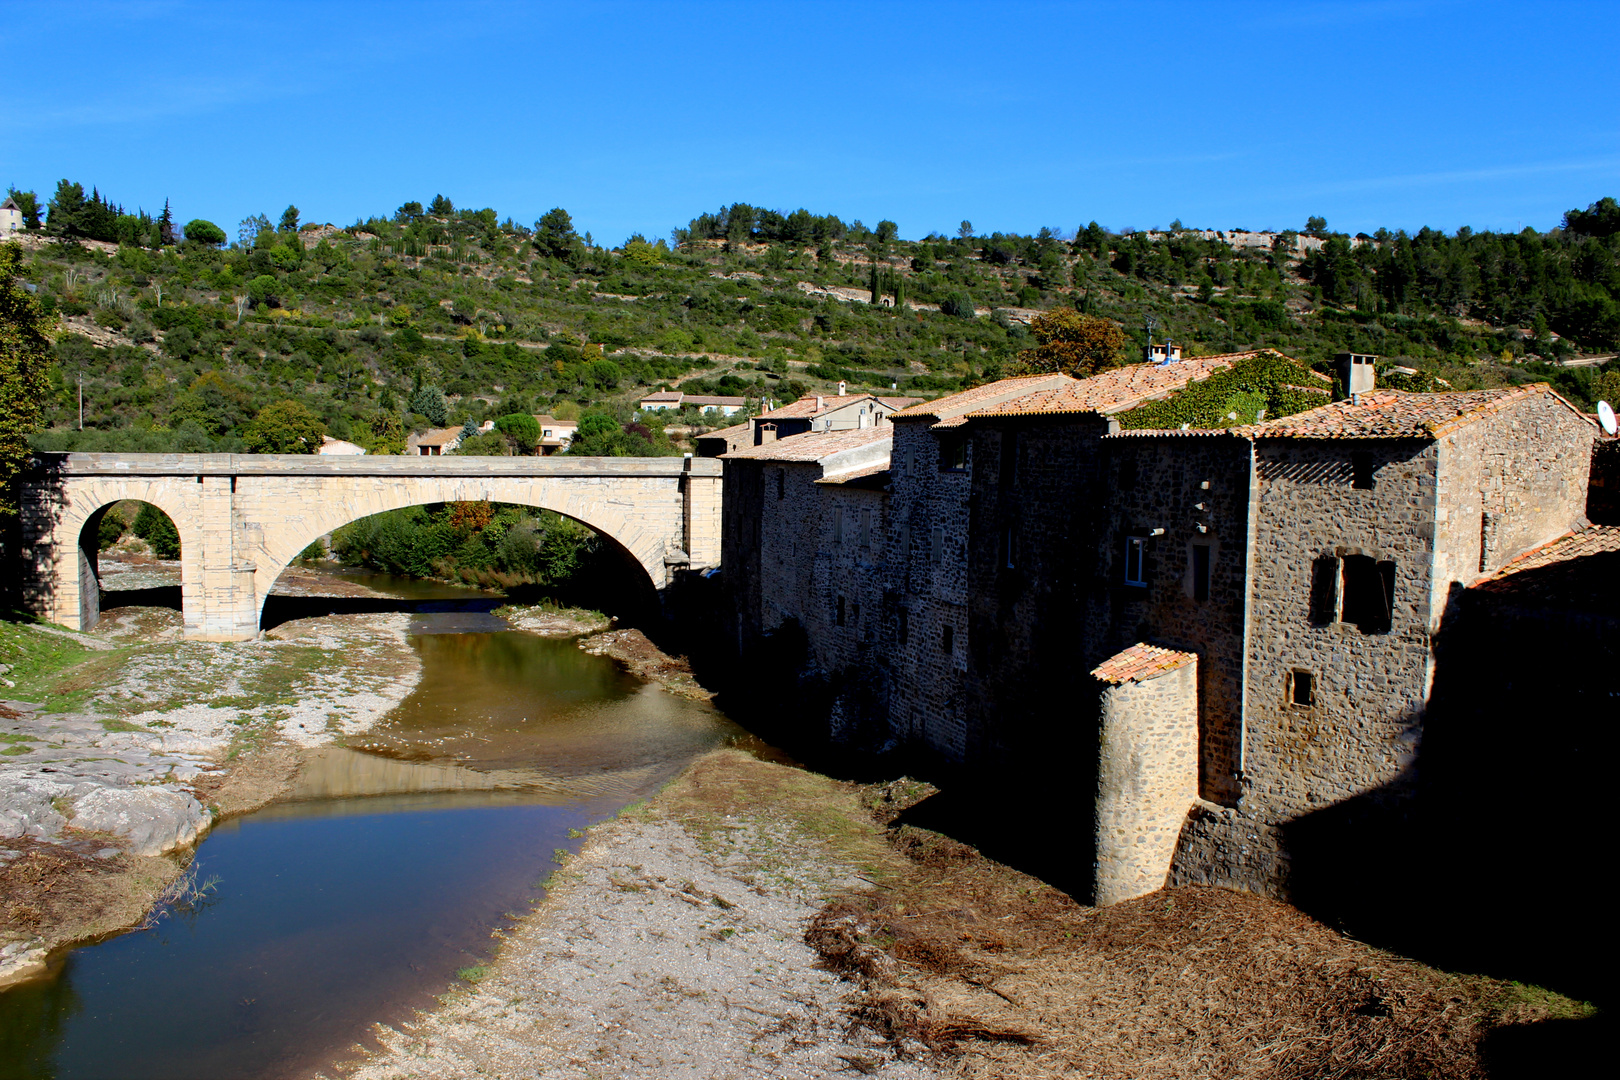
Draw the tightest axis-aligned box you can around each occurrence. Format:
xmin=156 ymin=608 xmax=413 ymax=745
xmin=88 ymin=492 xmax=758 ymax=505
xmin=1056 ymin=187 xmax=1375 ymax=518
xmin=9 ymin=181 xmax=1620 ymax=457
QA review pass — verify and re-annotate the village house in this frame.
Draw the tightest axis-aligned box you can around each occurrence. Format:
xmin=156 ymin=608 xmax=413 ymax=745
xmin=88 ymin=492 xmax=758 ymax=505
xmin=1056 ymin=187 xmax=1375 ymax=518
xmin=720 ymin=427 xmax=894 ymax=728
xmin=722 ymin=349 xmax=1603 ymax=910
xmin=316 ymin=435 xmax=367 ymax=455
xmin=535 ymin=414 xmax=577 ymax=455
xmin=697 ymin=388 xmax=921 ymax=456
xmin=407 ymin=426 xmax=465 ymax=456
xmin=637 ymin=390 xmax=748 ymax=416
xmin=1 ymin=197 xmax=25 ymax=237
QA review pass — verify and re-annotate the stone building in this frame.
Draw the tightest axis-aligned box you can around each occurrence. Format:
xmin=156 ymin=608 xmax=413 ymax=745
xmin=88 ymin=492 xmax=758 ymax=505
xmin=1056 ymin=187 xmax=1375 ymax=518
xmin=720 ymin=427 xmax=892 ymax=679
xmin=722 ymin=355 xmax=1602 ymax=909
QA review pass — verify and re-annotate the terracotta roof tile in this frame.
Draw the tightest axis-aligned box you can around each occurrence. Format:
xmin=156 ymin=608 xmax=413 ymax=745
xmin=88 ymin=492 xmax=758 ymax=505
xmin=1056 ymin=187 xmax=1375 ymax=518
xmin=1235 ymin=384 xmax=1596 ymax=440
xmin=892 ymin=351 xmax=1322 ymax=427
xmin=1091 ymin=643 xmax=1198 ymax=684
xmin=1469 ymin=525 xmax=1620 ymax=612
xmin=721 ymin=426 xmax=891 ymax=463
xmin=695 ymin=420 xmax=752 ymax=442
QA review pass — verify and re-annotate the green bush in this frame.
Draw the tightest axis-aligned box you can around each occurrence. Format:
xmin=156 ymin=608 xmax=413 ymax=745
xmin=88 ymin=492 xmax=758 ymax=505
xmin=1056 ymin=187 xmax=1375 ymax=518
xmin=132 ymin=502 xmax=181 ymax=558
xmin=97 ymin=506 xmax=128 ymax=550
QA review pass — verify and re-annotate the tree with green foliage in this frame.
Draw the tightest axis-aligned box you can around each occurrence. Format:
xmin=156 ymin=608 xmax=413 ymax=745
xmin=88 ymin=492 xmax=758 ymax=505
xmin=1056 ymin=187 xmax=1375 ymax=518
xmin=493 ymin=412 xmax=540 ymax=454
xmin=1013 ymin=309 xmax=1126 ymax=378
xmin=534 ymin=208 xmax=577 ymax=261
xmin=132 ymin=502 xmax=181 ymax=558
xmin=407 ymin=385 xmax=449 ymax=425
xmin=0 ymin=241 xmax=55 ymax=514
xmin=97 ymin=505 xmax=128 ymax=550
xmin=279 ymin=205 xmax=300 ymax=233
xmin=183 ymin=219 xmax=226 ymax=246
xmin=429 ymin=194 xmax=455 ymax=216
xmin=366 ymin=411 xmax=406 ymax=455
xmin=242 ymin=400 xmax=325 ymax=453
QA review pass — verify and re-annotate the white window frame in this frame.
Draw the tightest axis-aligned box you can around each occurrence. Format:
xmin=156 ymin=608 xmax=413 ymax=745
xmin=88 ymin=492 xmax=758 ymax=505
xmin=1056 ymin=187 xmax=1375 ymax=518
xmin=1124 ymin=535 xmax=1148 ymax=587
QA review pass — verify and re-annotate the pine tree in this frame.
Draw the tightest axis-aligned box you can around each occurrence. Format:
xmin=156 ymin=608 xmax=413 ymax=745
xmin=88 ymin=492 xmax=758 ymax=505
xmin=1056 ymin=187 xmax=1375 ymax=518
xmin=158 ymin=199 xmax=176 ymax=246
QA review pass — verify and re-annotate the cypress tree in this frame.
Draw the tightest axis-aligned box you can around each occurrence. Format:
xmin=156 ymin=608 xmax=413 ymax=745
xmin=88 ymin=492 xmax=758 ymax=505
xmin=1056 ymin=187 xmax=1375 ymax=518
xmin=869 ymin=262 xmax=880 ymax=305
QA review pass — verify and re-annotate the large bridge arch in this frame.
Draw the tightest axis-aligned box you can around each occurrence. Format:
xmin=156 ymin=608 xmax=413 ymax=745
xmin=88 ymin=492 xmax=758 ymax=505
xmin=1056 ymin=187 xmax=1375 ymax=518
xmin=20 ymin=453 xmax=723 ymax=640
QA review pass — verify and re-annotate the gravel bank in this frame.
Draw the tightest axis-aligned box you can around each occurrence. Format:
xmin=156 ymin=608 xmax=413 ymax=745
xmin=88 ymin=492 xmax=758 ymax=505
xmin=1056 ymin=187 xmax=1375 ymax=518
xmin=339 ymin=750 xmax=941 ymax=1080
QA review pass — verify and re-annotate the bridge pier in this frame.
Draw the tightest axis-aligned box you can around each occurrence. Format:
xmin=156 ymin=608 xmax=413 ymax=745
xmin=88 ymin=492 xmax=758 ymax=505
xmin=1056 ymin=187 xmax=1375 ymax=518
xmin=20 ymin=453 xmax=725 ymax=641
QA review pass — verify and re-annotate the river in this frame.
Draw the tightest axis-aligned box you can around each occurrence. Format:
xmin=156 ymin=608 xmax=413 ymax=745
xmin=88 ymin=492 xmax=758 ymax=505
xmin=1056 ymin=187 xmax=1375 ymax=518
xmin=0 ymin=573 xmax=749 ymax=1080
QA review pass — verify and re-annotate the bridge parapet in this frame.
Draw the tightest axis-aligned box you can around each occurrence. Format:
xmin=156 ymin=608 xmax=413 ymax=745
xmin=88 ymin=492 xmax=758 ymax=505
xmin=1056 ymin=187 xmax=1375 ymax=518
xmin=20 ymin=453 xmax=723 ymax=640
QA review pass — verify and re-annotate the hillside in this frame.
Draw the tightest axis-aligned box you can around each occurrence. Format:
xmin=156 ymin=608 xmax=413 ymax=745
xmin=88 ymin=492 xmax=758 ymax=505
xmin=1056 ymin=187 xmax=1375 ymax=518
xmin=11 ymin=190 xmax=1620 ymax=456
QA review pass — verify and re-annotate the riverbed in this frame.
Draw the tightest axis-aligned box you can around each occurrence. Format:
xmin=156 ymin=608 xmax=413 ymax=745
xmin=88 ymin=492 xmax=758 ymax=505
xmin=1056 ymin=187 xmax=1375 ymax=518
xmin=0 ymin=572 xmax=749 ymax=1080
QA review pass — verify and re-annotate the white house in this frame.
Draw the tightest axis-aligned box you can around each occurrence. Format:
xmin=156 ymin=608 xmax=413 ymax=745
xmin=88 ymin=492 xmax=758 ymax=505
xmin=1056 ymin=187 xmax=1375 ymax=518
xmin=0 ymin=197 xmax=25 ymax=237
xmin=636 ymin=390 xmax=747 ymax=416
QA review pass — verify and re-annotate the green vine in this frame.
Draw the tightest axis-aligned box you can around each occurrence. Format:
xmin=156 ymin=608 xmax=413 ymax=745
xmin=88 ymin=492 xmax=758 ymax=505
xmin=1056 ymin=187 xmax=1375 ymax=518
xmin=1116 ymin=351 xmax=1329 ymax=430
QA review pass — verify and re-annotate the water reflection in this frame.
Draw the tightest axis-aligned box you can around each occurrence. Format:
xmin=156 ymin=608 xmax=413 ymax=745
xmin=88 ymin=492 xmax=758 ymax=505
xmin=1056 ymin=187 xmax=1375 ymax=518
xmin=0 ymin=585 xmax=746 ymax=1080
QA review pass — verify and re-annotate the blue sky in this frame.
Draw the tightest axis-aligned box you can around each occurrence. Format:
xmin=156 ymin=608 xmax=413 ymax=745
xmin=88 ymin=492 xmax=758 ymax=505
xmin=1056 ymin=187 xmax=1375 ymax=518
xmin=2 ymin=1 xmax=1616 ymax=244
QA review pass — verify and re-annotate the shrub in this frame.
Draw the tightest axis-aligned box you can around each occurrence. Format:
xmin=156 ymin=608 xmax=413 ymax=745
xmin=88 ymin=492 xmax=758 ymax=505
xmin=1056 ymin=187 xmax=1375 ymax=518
xmin=132 ymin=502 xmax=180 ymax=558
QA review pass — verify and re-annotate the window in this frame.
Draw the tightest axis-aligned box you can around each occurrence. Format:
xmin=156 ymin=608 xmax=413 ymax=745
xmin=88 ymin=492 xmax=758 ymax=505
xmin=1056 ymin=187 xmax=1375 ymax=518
xmin=931 ymin=525 xmax=945 ymax=566
xmin=1341 ymin=555 xmax=1396 ymax=634
xmin=904 ymin=446 xmax=915 ymax=475
xmin=898 ymin=609 xmax=909 ymax=645
xmin=1309 ymin=556 xmax=1341 ymax=625
xmin=1192 ymin=543 xmax=1210 ymax=601
xmin=941 ymin=624 xmax=954 ymax=654
xmin=1000 ymin=430 xmax=1018 ymax=486
xmin=860 ymin=508 xmax=872 ymax=548
xmin=1003 ymin=526 xmax=1017 ymax=569
xmin=836 ymin=596 xmax=846 ymax=627
xmin=832 ymin=506 xmax=844 ymax=544
xmin=1124 ymin=535 xmax=1148 ymax=586
xmin=776 ymin=469 xmax=785 ymax=500
xmin=1351 ymin=452 xmax=1376 ymax=490
xmin=939 ymin=434 xmax=967 ymax=472
xmin=1289 ymin=670 xmax=1315 ymax=708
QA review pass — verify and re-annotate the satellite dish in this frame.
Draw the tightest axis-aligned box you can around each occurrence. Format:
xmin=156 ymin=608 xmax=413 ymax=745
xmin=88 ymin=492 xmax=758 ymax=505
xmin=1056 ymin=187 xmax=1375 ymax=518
xmin=1599 ymin=400 xmax=1617 ymax=436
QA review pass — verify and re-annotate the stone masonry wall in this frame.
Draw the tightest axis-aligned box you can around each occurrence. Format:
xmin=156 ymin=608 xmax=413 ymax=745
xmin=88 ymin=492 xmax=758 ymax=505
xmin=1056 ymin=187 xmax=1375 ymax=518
xmin=1243 ymin=439 xmax=1438 ymax=824
xmin=1085 ymin=434 xmax=1253 ymax=806
xmin=958 ymin=415 xmax=1107 ymax=768
xmin=1094 ymin=660 xmax=1201 ymax=906
xmin=1432 ymin=391 xmax=1594 ymax=609
xmin=880 ymin=420 xmax=975 ymax=761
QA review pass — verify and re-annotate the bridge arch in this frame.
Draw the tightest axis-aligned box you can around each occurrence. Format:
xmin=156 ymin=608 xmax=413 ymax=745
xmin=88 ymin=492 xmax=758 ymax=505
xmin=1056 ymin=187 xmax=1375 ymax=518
xmin=255 ymin=492 xmax=665 ymax=631
xmin=20 ymin=454 xmax=723 ymax=640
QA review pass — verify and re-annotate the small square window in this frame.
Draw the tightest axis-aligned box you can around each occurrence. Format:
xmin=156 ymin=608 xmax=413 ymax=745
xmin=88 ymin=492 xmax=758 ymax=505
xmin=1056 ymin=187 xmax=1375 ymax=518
xmin=1290 ymin=670 xmax=1315 ymax=707
xmin=1124 ymin=535 xmax=1148 ymax=587
xmin=939 ymin=435 xmax=967 ymax=472
xmin=941 ymin=624 xmax=954 ymax=654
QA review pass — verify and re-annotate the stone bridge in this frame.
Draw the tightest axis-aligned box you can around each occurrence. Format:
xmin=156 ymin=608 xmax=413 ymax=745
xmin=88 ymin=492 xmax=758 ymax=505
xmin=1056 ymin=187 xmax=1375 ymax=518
xmin=19 ymin=453 xmax=723 ymax=640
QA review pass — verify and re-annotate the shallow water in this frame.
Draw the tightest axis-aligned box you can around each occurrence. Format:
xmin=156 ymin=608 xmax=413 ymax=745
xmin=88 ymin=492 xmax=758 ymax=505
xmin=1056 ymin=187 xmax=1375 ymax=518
xmin=0 ymin=575 xmax=746 ymax=1080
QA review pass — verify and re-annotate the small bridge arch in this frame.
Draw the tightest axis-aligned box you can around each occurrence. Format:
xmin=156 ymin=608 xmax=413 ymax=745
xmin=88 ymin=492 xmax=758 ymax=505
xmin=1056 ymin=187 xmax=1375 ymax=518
xmin=20 ymin=453 xmax=722 ymax=640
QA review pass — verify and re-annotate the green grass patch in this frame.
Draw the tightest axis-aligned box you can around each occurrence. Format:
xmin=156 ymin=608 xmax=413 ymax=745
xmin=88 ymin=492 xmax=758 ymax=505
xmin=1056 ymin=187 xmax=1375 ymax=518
xmin=0 ymin=732 xmax=35 ymax=744
xmin=455 ymin=965 xmax=488 ymax=984
xmin=0 ymin=619 xmax=115 ymax=708
xmin=1 ymin=745 xmax=33 ymax=756
xmin=99 ymin=718 xmax=148 ymax=733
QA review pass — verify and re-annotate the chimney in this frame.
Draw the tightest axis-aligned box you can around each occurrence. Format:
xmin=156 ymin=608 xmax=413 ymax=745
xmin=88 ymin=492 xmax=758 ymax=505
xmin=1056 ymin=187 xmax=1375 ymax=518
xmin=815 ymin=395 xmax=824 ymax=411
xmin=837 ymin=381 xmax=846 ymax=396
xmin=1335 ymin=352 xmax=1377 ymax=396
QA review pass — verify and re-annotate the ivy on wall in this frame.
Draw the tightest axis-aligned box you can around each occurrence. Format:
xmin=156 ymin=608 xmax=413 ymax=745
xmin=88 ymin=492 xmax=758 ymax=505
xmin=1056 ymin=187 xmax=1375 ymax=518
xmin=1116 ymin=351 xmax=1330 ymax=430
